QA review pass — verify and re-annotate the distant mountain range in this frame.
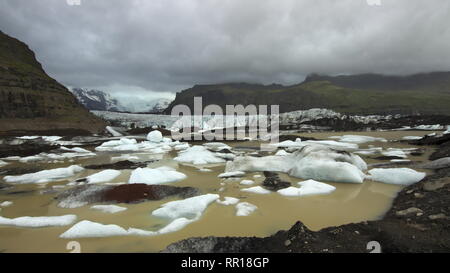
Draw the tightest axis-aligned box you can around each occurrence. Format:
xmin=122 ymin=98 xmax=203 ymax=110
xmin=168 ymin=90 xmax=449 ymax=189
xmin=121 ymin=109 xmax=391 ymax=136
xmin=70 ymin=88 xmax=172 ymax=114
xmin=164 ymin=72 xmax=450 ymax=115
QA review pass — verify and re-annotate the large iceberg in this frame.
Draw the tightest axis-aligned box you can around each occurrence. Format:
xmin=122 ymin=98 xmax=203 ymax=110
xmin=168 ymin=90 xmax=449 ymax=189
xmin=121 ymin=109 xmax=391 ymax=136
xmin=277 ymin=179 xmax=336 ymax=197
xmin=152 ymin=193 xmax=219 ymax=220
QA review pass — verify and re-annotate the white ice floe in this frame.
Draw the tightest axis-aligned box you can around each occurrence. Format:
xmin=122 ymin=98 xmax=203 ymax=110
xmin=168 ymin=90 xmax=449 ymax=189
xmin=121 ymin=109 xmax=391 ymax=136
xmin=413 ymin=124 xmax=443 ymax=130
xmin=174 ymin=145 xmax=226 ymax=165
xmin=226 ymin=145 xmax=366 ymax=183
xmin=302 ymin=140 xmax=359 ymax=151
xmin=215 ymin=152 xmax=236 ymax=160
xmin=235 ymin=202 xmax=257 ymax=216
xmin=3 ymin=165 xmax=84 ymax=184
xmin=402 ymin=136 xmax=423 ymax=140
xmin=444 ymin=126 xmax=450 ymax=134
xmin=0 ymin=160 xmax=8 ymax=167
xmin=198 ymin=168 xmax=213 ymax=172
xmin=367 ymin=168 xmax=426 ymax=186
xmin=277 ymin=180 xmax=336 ymax=197
xmin=241 ymin=186 xmax=271 ymax=194
xmin=106 ymin=126 xmax=123 ymax=137
xmin=216 ymin=197 xmax=240 ymax=206
xmin=60 ymin=146 xmax=92 ymax=153
xmin=203 ymin=142 xmax=232 ymax=151
xmin=0 ymin=201 xmax=13 ymax=207
xmin=331 ymin=135 xmax=387 ymax=144
xmin=275 ymin=150 xmax=290 ymax=156
xmin=85 ymin=170 xmax=121 ymax=184
xmin=111 ymin=154 xmax=140 ymax=162
xmin=129 ymin=167 xmax=186 ymax=185
xmin=152 ymin=194 xmax=219 ymax=220
xmin=16 ymin=136 xmax=40 ymax=140
xmin=218 ymin=171 xmax=246 ymax=178
xmin=147 ymin=130 xmax=163 ymax=143
xmin=0 ymin=214 xmax=76 ymax=228
xmin=173 ymin=143 xmax=190 ymax=151
xmin=240 ymin=179 xmax=255 ymax=185
xmin=381 ymin=149 xmax=408 ymax=159
xmin=90 ymin=205 xmax=127 ymax=214
xmin=13 ymin=150 xmax=96 ymax=163
xmin=95 ymin=138 xmax=138 ymax=151
xmin=42 ymin=136 xmax=63 ymax=142
xmin=60 ymin=220 xmax=130 ymax=238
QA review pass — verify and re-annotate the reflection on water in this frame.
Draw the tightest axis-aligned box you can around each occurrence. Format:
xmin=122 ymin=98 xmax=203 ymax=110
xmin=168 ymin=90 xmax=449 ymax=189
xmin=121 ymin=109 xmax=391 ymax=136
xmin=0 ymin=130 xmax=436 ymax=252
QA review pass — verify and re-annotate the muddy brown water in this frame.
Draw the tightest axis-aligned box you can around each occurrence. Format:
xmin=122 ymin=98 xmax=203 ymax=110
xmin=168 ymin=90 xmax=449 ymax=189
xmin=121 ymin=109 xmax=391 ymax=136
xmin=0 ymin=130 xmax=438 ymax=252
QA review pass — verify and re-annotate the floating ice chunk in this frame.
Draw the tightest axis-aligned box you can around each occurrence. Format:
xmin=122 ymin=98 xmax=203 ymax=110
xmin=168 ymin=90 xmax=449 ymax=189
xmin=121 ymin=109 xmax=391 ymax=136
xmin=381 ymin=149 xmax=408 ymax=158
xmin=129 ymin=167 xmax=186 ymax=185
xmin=85 ymin=170 xmax=121 ymax=184
xmin=106 ymin=126 xmax=123 ymax=137
xmin=235 ymin=202 xmax=257 ymax=216
xmin=0 ymin=201 xmax=13 ymax=207
xmin=302 ymin=140 xmax=359 ymax=151
xmin=173 ymin=143 xmax=190 ymax=150
xmin=16 ymin=136 xmax=40 ymax=140
xmin=367 ymin=168 xmax=426 ymax=185
xmin=390 ymin=159 xmax=411 ymax=162
xmin=42 ymin=136 xmax=63 ymax=142
xmin=413 ymin=124 xmax=443 ymax=130
xmin=0 ymin=160 xmax=8 ymax=167
xmin=147 ymin=130 xmax=163 ymax=143
xmin=218 ymin=171 xmax=245 ymax=178
xmin=174 ymin=146 xmax=226 ymax=165
xmin=152 ymin=194 xmax=219 ymax=220
xmin=215 ymin=152 xmax=236 ymax=160
xmin=253 ymin=174 xmax=262 ymax=178
xmin=95 ymin=138 xmax=139 ymax=151
xmin=289 ymin=159 xmax=365 ymax=184
xmin=157 ymin=217 xmax=197 ymax=234
xmin=275 ymin=150 xmax=290 ymax=156
xmin=241 ymin=186 xmax=271 ymax=194
xmin=198 ymin=168 xmax=213 ymax=172
xmin=225 ymin=155 xmax=295 ymax=173
xmin=402 ymin=136 xmax=423 ymax=140
xmin=216 ymin=197 xmax=240 ymax=206
xmin=240 ymin=179 xmax=255 ymax=185
xmin=331 ymin=135 xmax=387 ymax=144
xmin=203 ymin=142 xmax=232 ymax=151
xmin=277 ymin=180 xmax=336 ymax=197
xmin=90 ymin=205 xmax=127 ymax=214
xmin=444 ymin=126 xmax=450 ymax=134
xmin=60 ymin=146 xmax=92 ymax=153
xmin=4 ymin=165 xmax=84 ymax=184
xmin=111 ymin=154 xmax=140 ymax=162
xmin=60 ymin=220 xmax=129 ymax=238
xmin=0 ymin=214 xmax=76 ymax=228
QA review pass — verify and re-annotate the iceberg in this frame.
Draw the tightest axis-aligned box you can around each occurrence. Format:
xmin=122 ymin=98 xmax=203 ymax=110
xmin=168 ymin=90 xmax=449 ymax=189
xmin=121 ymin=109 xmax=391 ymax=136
xmin=86 ymin=170 xmax=121 ymax=184
xmin=129 ymin=167 xmax=186 ymax=185
xmin=147 ymin=130 xmax=163 ymax=143
xmin=174 ymin=145 xmax=226 ymax=165
xmin=90 ymin=205 xmax=127 ymax=213
xmin=0 ymin=214 xmax=76 ymax=228
xmin=367 ymin=168 xmax=426 ymax=185
xmin=4 ymin=165 xmax=84 ymax=184
xmin=235 ymin=202 xmax=257 ymax=216
xmin=277 ymin=179 xmax=336 ymax=197
xmin=241 ymin=186 xmax=271 ymax=194
xmin=216 ymin=197 xmax=240 ymax=206
xmin=152 ymin=194 xmax=219 ymax=220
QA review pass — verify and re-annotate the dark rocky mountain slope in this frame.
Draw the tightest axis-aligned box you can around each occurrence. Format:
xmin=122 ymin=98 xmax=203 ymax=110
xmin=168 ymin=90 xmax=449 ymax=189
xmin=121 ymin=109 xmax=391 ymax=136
xmin=0 ymin=30 xmax=106 ymax=135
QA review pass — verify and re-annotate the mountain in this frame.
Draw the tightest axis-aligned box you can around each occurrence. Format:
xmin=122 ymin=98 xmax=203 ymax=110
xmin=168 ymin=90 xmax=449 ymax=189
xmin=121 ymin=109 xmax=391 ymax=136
xmin=0 ymin=30 xmax=106 ymax=135
xmin=70 ymin=87 xmax=172 ymax=114
xmin=70 ymin=88 xmax=121 ymax=112
xmin=164 ymin=72 xmax=450 ymax=115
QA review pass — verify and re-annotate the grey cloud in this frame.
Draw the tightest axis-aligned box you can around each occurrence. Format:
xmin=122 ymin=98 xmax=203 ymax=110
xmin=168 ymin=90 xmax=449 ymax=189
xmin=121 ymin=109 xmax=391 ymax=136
xmin=1 ymin=0 xmax=449 ymax=96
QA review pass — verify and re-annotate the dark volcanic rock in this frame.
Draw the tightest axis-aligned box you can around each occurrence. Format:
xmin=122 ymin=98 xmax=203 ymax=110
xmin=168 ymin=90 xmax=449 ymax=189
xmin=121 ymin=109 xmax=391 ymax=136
xmin=430 ymin=141 xmax=450 ymax=161
xmin=278 ymin=135 xmax=317 ymax=141
xmin=84 ymin=160 xmax=153 ymax=170
xmin=0 ymin=166 xmax=44 ymax=176
xmin=372 ymin=155 xmax=405 ymax=160
xmin=56 ymin=183 xmax=201 ymax=208
xmin=163 ymin=168 xmax=450 ymax=253
xmin=0 ymin=141 xmax=58 ymax=157
xmin=261 ymin=171 xmax=291 ymax=191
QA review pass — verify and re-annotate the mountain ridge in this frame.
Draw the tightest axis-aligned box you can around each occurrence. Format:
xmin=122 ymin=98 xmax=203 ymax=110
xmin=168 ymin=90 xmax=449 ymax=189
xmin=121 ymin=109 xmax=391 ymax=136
xmin=164 ymin=71 xmax=450 ymax=115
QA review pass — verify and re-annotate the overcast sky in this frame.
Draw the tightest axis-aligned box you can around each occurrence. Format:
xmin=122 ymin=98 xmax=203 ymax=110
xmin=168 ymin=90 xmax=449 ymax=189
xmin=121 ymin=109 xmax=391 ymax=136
xmin=1 ymin=0 xmax=449 ymax=100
